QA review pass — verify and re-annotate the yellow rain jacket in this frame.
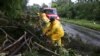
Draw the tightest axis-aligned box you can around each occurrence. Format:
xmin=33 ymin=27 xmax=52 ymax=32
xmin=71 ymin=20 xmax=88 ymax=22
xmin=44 ymin=20 xmax=64 ymax=46
xmin=41 ymin=13 xmax=50 ymax=34
xmin=41 ymin=13 xmax=50 ymax=23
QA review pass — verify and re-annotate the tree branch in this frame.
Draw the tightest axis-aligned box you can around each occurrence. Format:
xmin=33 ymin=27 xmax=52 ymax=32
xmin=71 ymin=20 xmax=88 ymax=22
xmin=34 ymin=42 xmax=60 ymax=56
xmin=3 ymin=33 xmax=26 ymax=51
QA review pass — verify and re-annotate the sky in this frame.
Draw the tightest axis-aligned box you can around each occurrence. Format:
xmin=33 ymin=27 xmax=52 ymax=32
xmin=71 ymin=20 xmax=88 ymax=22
xmin=27 ymin=0 xmax=77 ymax=6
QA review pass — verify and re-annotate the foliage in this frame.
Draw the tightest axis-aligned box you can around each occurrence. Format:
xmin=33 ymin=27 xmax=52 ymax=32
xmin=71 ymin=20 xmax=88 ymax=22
xmin=62 ymin=18 xmax=100 ymax=31
xmin=41 ymin=3 xmax=48 ymax=8
xmin=52 ymin=0 xmax=100 ymax=20
xmin=32 ymin=4 xmax=40 ymax=12
xmin=74 ymin=1 xmax=100 ymax=20
xmin=0 ymin=0 xmax=27 ymax=19
xmin=23 ymin=49 xmax=39 ymax=56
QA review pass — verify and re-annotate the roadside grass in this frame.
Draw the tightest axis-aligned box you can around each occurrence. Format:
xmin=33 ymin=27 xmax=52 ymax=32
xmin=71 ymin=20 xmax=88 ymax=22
xmin=62 ymin=18 xmax=100 ymax=31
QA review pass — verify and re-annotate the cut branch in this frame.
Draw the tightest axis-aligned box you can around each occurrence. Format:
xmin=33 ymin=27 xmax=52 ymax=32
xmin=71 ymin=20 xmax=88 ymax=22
xmin=9 ymin=38 xmax=30 ymax=56
xmin=0 ymin=28 xmax=15 ymax=41
xmin=34 ymin=42 xmax=60 ymax=56
xmin=3 ymin=33 xmax=26 ymax=51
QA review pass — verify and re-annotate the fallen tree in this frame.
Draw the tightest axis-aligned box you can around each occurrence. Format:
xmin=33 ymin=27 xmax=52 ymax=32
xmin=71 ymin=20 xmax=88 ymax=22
xmin=0 ymin=12 xmax=62 ymax=56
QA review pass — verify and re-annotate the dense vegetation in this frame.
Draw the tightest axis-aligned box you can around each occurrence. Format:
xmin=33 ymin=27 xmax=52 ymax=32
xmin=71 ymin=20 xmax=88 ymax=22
xmin=52 ymin=0 xmax=100 ymax=20
xmin=0 ymin=0 xmax=27 ymax=19
xmin=0 ymin=0 xmax=100 ymax=56
xmin=0 ymin=0 xmax=71 ymax=56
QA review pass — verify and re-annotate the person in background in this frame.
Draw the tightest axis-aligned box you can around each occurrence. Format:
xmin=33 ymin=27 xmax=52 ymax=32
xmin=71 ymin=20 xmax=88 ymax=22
xmin=40 ymin=13 xmax=50 ymax=34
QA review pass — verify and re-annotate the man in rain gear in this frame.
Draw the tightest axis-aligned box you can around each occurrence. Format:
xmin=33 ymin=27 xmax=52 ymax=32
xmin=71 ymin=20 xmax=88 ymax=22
xmin=40 ymin=13 xmax=51 ymax=35
xmin=43 ymin=17 xmax=64 ymax=47
xmin=41 ymin=13 xmax=50 ymax=27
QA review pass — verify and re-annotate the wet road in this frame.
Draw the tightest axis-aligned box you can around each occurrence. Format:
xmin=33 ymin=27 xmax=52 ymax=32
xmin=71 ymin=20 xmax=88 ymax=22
xmin=63 ymin=23 xmax=100 ymax=48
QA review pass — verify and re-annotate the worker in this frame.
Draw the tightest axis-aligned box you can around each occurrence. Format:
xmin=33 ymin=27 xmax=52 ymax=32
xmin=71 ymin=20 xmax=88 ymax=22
xmin=43 ymin=17 xmax=64 ymax=47
xmin=40 ymin=13 xmax=50 ymax=34
xmin=41 ymin=13 xmax=50 ymax=25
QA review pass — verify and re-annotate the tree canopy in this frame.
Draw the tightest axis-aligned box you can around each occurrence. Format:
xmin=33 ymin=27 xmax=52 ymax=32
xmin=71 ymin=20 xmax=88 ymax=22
xmin=0 ymin=0 xmax=27 ymax=19
xmin=52 ymin=0 xmax=100 ymax=20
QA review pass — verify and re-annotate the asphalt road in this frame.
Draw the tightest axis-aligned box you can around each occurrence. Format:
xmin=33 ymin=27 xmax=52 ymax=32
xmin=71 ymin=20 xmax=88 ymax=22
xmin=63 ymin=23 xmax=100 ymax=51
